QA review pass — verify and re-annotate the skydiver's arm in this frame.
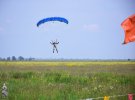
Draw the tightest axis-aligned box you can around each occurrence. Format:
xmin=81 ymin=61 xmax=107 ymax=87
xmin=50 ymin=42 xmax=53 ymax=45
xmin=56 ymin=42 xmax=59 ymax=44
xmin=50 ymin=40 xmax=54 ymax=45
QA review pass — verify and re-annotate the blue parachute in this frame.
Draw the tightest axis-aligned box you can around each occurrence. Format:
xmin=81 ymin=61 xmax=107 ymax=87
xmin=37 ymin=17 xmax=68 ymax=27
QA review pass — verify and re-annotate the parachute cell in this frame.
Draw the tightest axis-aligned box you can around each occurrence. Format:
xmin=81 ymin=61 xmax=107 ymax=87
xmin=37 ymin=17 xmax=68 ymax=27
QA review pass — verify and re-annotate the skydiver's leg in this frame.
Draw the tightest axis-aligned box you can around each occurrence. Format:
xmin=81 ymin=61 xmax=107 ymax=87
xmin=53 ymin=46 xmax=55 ymax=53
xmin=55 ymin=47 xmax=58 ymax=53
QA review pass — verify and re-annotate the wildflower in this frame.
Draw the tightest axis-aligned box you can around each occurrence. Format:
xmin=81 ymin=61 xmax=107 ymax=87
xmin=94 ymin=87 xmax=97 ymax=91
xmin=98 ymin=85 xmax=102 ymax=88
xmin=110 ymin=86 xmax=113 ymax=90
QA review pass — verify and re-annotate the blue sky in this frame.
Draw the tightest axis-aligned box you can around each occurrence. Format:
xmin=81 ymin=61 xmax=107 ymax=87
xmin=0 ymin=0 xmax=135 ymax=59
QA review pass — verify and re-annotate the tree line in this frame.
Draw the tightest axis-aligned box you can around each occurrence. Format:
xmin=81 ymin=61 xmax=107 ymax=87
xmin=0 ymin=56 xmax=35 ymax=61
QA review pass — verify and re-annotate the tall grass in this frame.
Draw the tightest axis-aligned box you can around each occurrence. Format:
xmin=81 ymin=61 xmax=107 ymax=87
xmin=0 ymin=61 xmax=135 ymax=100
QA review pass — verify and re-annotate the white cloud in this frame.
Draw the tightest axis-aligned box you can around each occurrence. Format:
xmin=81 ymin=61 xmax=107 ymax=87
xmin=83 ymin=24 xmax=100 ymax=32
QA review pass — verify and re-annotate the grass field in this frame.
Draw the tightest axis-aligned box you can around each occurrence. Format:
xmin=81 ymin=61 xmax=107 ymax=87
xmin=0 ymin=61 xmax=135 ymax=100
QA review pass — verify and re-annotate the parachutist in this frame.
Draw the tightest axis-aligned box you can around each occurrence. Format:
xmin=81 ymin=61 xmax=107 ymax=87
xmin=50 ymin=40 xmax=59 ymax=53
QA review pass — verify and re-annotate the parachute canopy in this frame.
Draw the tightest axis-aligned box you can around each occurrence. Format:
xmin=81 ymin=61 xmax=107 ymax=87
xmin=37 ymin=17 xmax=69 ymax=27
xmin=121 ymin=14 xmax=135 ymax=44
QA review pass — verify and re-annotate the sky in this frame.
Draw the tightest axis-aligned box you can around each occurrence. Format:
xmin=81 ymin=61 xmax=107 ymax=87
xmin=0 ymin=0 xmax=135 ymax=59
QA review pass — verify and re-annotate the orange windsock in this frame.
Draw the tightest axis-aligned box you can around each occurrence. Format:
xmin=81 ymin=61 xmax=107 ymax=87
xmin=121 ymin=14 xmax=135 ymax=44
